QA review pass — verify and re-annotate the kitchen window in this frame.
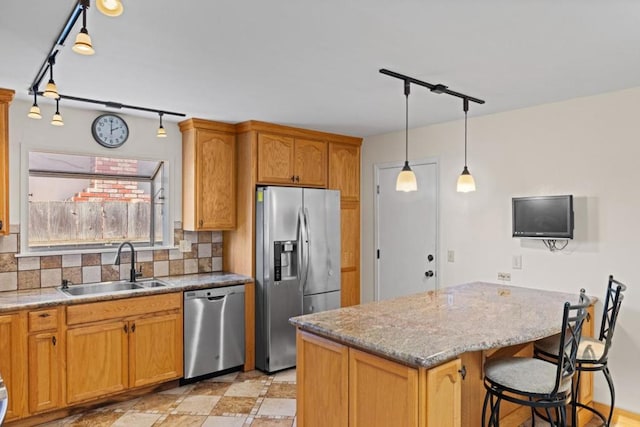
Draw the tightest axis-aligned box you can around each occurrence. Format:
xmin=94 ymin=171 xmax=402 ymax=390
xmin=25 ymin=151 xmax=168 ymax=253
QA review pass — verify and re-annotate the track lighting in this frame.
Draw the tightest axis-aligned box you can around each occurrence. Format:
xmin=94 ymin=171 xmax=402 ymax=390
xmin=456 ymin=99 xmax=476 ymax=193
xmin=157 ymin=113 xmax=167 ymax=138
xmin=42 ymin=57 xmax=59 ymax=99
xmin=96 ymin=0 xmax=124 ymax=17
xmin=51 ymin=99 xmax=64 ymax=126
xmin=396 ymin=80 xmax=418 ymax=192
xmin=72 ymin=0 xmax=95 ymax=55
xmin=28 ymin=90 xmax=42 ymax=119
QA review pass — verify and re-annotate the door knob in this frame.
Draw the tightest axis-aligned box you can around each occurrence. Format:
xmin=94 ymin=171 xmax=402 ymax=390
xmin=425 ymin=270 xmax=434 ymax=278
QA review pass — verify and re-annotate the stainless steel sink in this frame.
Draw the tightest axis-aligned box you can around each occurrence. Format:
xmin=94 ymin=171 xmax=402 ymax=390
xmin=59 ymin=279 xmax=169 ymax=297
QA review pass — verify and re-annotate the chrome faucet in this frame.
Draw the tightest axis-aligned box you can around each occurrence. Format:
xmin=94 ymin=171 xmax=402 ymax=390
xmin=114 ymin=241 xmax=142 ymax=282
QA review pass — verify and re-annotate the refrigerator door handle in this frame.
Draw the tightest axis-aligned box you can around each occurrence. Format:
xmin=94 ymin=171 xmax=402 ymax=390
xmin=303 ymin=207 xmax=311 ymax=286
xmin=299 ymin=208 xmax=310 ymax=293
xmin=297 ymin=208 xmax=305 ymax=291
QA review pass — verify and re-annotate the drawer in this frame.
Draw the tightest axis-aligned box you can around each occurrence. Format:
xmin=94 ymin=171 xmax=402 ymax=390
xmin=29 ymin=308 xmax=59 ymax=332
xmin=67 ymin=293 xmax=181 ymax=325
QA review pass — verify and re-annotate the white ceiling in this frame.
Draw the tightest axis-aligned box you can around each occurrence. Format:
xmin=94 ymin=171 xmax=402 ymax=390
xmin=2 ymin=0 xmax=640 ymax=137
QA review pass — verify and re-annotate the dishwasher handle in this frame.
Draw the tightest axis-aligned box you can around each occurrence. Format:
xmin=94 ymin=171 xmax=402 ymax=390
xmin=207 ymin=295 xmax=226 ymax=301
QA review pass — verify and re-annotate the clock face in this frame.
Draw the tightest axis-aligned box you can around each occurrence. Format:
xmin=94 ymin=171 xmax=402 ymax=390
xmin=91 ymin=114 xmax=129 ymax=148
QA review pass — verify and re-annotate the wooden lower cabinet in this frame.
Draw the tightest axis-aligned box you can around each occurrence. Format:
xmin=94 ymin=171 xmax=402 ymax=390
xmin=296 ymin=329 xmax=462 ymax=427
xmin=297 ymin=331 xmax=349 ymax=427
xmin=66 ymin=320 xmax=129 ymax=404
xmin=28 ymin=331 xmax=63 ymax=413
xmin=129 ymin=312 xmax=183 ymax=388
xmin=0 ymin=312 xmax=28 ymax=421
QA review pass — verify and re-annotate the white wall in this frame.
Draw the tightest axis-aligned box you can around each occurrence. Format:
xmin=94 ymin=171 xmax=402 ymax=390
xmin=362 ymin=87 xmax=640 ymax=412
xmin=8 ymin=98 xmax=183 ymax=227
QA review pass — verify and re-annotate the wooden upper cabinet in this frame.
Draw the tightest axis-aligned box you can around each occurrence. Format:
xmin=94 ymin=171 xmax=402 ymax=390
xmin=0 ymin=88 xmax=15 ymax=235
xmin=329 ymin=142 xmax=360 ymax=201
xmin=180 ymin=119 xmax=237 ymax=231
xmin=257 ymin=133 xmax=327 ymax=187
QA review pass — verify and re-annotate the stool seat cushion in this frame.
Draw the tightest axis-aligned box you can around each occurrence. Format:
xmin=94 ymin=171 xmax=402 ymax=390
xmin=535 ymin=334 xmax=605 ymax=363
xmin=485 ymin=357 xmax=572 ymax=395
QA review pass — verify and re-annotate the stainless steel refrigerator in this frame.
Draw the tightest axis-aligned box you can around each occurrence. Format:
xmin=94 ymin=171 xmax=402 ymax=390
xmin=255 ymin=186 xmax=341 ymax=373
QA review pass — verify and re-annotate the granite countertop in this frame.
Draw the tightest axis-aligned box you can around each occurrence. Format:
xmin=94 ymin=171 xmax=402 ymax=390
xmin=0 ymin=272 xmax=253 ymax=313
xmin=290 ymin=282 xmax=591 ymax=369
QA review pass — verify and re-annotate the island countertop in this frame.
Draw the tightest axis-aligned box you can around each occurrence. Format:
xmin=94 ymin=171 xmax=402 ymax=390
xmin=290 ymin=281 xmax=589 ymax=369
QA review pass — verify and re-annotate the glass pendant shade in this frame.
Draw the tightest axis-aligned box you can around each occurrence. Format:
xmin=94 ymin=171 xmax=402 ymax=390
xmin=456 ymin=166 xmax=476 ymax=192
xmin=28 ymin=104 xmax=42 ymax=119
xmin=43 ymin=80 xmax=59 ymax=99
xmin=157 ymin=126 xmax=167 ymax=138
xmin=72 ymin=29 xmax=95 ymax=55
xmin=97 ymin=0 xmax=124 ymax=16
xmin=51 ymin=112 xmax=64 ymax=126
xmin=396 ymin=161 xmax=418 ymax=192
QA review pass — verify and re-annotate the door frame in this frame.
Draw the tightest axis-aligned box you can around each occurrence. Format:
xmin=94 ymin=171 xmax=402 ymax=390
xmin=373 ymin=157 xmax=440 ymax=301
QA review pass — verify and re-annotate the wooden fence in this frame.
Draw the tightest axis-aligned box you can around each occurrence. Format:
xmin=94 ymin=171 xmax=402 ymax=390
xmin=29 ymin=201 xmax=152 ymax=246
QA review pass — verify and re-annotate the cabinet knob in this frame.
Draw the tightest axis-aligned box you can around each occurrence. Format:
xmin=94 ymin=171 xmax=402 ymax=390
xmin=0 ymin=220 xmax=3 ymax=230
xmin=124 ymin=324 xmax=128 ymax=333
xmin=295 ymin=176 xmax=300 ymax=183
xmin=199 ymin=219 xmax=203 ymax=227
xmin=291 ymin=175 xmax=295 ymax=182
xmin=131 ymin=323 xmax=136 ymax=333
xmin=52 ymin=336 xmax=57 ymax=346
xmin=458 ymin=365 xmax=466 ymax=380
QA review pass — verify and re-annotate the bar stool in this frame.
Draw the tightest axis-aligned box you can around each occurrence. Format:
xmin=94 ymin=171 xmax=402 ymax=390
xmin=534 ymin=275 xmax=626 ymax=426
xmin=482 ymin=290 xmax=590 ymax=427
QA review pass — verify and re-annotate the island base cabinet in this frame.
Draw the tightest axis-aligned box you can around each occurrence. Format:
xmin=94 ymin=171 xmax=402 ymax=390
xmin=349 ymin=349 xmax=419 ymax=427
xmin=66 ymin=320 xmax=129 ymax=404
xmin=296 ymin=329 xmax=462 ymax=427
xmin=297 ymin=331 xmax=348 ymax=427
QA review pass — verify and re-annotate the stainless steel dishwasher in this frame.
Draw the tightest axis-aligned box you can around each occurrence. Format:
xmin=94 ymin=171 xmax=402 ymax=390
xmin=183 ymin=285 xmax=245 ymax=379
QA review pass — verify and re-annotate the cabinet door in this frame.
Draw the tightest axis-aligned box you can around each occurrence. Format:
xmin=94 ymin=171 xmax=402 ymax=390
xmin=295 ymin=138 xmax=327 ymax=187
xmin=297 ymin=330 xmax=348 ymax=427
xmin=257 ymin=133 xmax=295 ymax=184
xmin=0 ymin=89 xmax=14 ymax=236
xmin=0 ymin=312 xmax=28 ymax=421
xmin=28 ymin=331 xmax=62 ymax=413
xmin=197 ymin=130 xmax=236 ymax=229
xmin=425 ymin=358 xmax=462 ymax=427
xmin=66 ymin=321 xmax=128 ymax=404
xmin=349 ymin=348 xmax=419 ymax=427
xmin=129 ymin=312 xmax=183 ymax=388
xmin=329 ymin=142 xmax=360 ymax=201
xmin=340 ymin=202 xmax=360 ymax=306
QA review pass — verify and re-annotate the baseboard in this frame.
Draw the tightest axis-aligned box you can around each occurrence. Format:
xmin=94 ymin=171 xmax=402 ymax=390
xmin=593 ymin=401 xmax=640 ymax=424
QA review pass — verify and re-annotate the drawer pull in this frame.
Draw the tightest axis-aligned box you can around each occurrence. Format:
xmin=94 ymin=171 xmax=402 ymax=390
xmin=39 ymin=313 xmax=51 ymax=318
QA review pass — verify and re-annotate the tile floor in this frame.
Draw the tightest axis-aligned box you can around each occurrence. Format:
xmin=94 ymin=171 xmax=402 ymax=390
xmin=41 ymin=369 xmax=297 ymax=427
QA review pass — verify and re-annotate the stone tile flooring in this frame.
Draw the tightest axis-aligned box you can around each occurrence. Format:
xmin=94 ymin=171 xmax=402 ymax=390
xmin=41 ymin=369 xmax=297 ymax=426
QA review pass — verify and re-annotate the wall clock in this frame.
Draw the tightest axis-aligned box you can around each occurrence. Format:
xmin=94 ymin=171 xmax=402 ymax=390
xmin=91 ymin=114 xmax=129 ymax=148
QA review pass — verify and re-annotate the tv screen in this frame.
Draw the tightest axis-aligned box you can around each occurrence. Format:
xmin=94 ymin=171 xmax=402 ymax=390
xmin=512 ymin=195 xmax=574 ymax=239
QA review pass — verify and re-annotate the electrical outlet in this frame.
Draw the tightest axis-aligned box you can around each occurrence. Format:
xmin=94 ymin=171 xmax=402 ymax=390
xmin=498 ymin=272 xmax=511 ymax=281
xmin=447 ymin=250 xmax=455 ymax=263
xmin=512 ymin=255 xmax=522 ymax=270
xmin=179 ymin=239 xmax=192 ymax=253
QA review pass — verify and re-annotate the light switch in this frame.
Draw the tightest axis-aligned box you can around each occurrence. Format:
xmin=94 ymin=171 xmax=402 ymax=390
xmin=447 ymin=250 xmax=455 ymax=263
xmin=512 ymin=255 xmax=522 ymax=270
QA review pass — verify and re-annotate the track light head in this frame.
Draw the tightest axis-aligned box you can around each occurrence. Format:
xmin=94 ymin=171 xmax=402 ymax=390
xmin=72 ymin=27 xmax=95 ymax=55
xmin=97 ymin=0 xmax=124 ymax=17
xmin=157 ymin=113 xmax=167 ymax=138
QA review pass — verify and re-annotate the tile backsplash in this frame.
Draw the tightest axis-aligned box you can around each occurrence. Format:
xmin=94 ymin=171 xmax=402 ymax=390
xmin=0 ymin=223 xmax=223 ymax=292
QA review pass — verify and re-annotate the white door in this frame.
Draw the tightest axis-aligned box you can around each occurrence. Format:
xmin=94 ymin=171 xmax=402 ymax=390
xmin=375 ymin=159 xmax=438 ymax=301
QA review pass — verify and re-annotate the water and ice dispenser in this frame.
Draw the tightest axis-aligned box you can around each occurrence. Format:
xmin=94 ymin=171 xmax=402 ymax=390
xmin=274 ymin=241 xmax=297 ymax=281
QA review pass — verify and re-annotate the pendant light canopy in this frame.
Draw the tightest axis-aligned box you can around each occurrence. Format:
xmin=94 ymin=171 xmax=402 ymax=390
xmin=51 ymin=99 xmax=64 ymax=126
xmin=96 ymin=0 xmax=124 ymax=17
xmin=157 ymin=113 xmax=167 ymax=138
xmin=396 ymin=80 xmax=418 ymax=192
xmin=72 ymin=0 xmax=95 ymax=55
xmin=456 ymin=98 xmax=476 ymax=193
xmin=28 ymin=90 xmax=42 ymax=119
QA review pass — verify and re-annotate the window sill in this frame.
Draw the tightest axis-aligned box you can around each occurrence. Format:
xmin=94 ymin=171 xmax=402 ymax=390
xmin=16 ymin=245 xmax=180 ymax=258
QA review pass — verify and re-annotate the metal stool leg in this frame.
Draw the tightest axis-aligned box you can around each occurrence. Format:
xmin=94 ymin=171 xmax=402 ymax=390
xmin=604 ymin=366 xmax=615 ymax=427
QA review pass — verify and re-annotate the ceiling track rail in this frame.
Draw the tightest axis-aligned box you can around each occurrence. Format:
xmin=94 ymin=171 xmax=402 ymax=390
xmin=28 ymin=0 xmax=185 ymax=118
xmin=379 ymin=69 xmax=485 ymax=105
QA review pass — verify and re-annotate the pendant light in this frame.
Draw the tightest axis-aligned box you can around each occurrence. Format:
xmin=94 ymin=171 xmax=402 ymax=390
xmin=51 ymin=99 xmax=64 ymax=126
xmin=456 ymin=98 xmax=476 ymax=193
xmin=42 ymin=57 xmax=59 ymax=99
xmin=72 ymin=0 xmax=95 ymax=55
xmin=27 ymin=89 xmax=42 ymax=119
xmin=157 ymin=112 xmax=167 ymax=138
xmin=96 ymin=0 xmax=124 ymax=17
xmin=396 ymin=80 xmax=418 ymax=192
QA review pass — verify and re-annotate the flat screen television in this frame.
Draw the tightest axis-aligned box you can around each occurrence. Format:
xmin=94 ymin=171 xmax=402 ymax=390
xmin=512 ymin=195 xmax=574 ymax=239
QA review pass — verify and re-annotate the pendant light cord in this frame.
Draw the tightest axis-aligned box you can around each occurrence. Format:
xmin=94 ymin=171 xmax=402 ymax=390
xmin=463 ymin=98 xmax=469 ymax=167
xmin=404 ymin=80 xmax=410 ymax=163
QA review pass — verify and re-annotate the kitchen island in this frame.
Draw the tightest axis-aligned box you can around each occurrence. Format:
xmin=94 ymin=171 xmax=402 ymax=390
xmin=290 ymin=282 xmax=594 ymax=427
